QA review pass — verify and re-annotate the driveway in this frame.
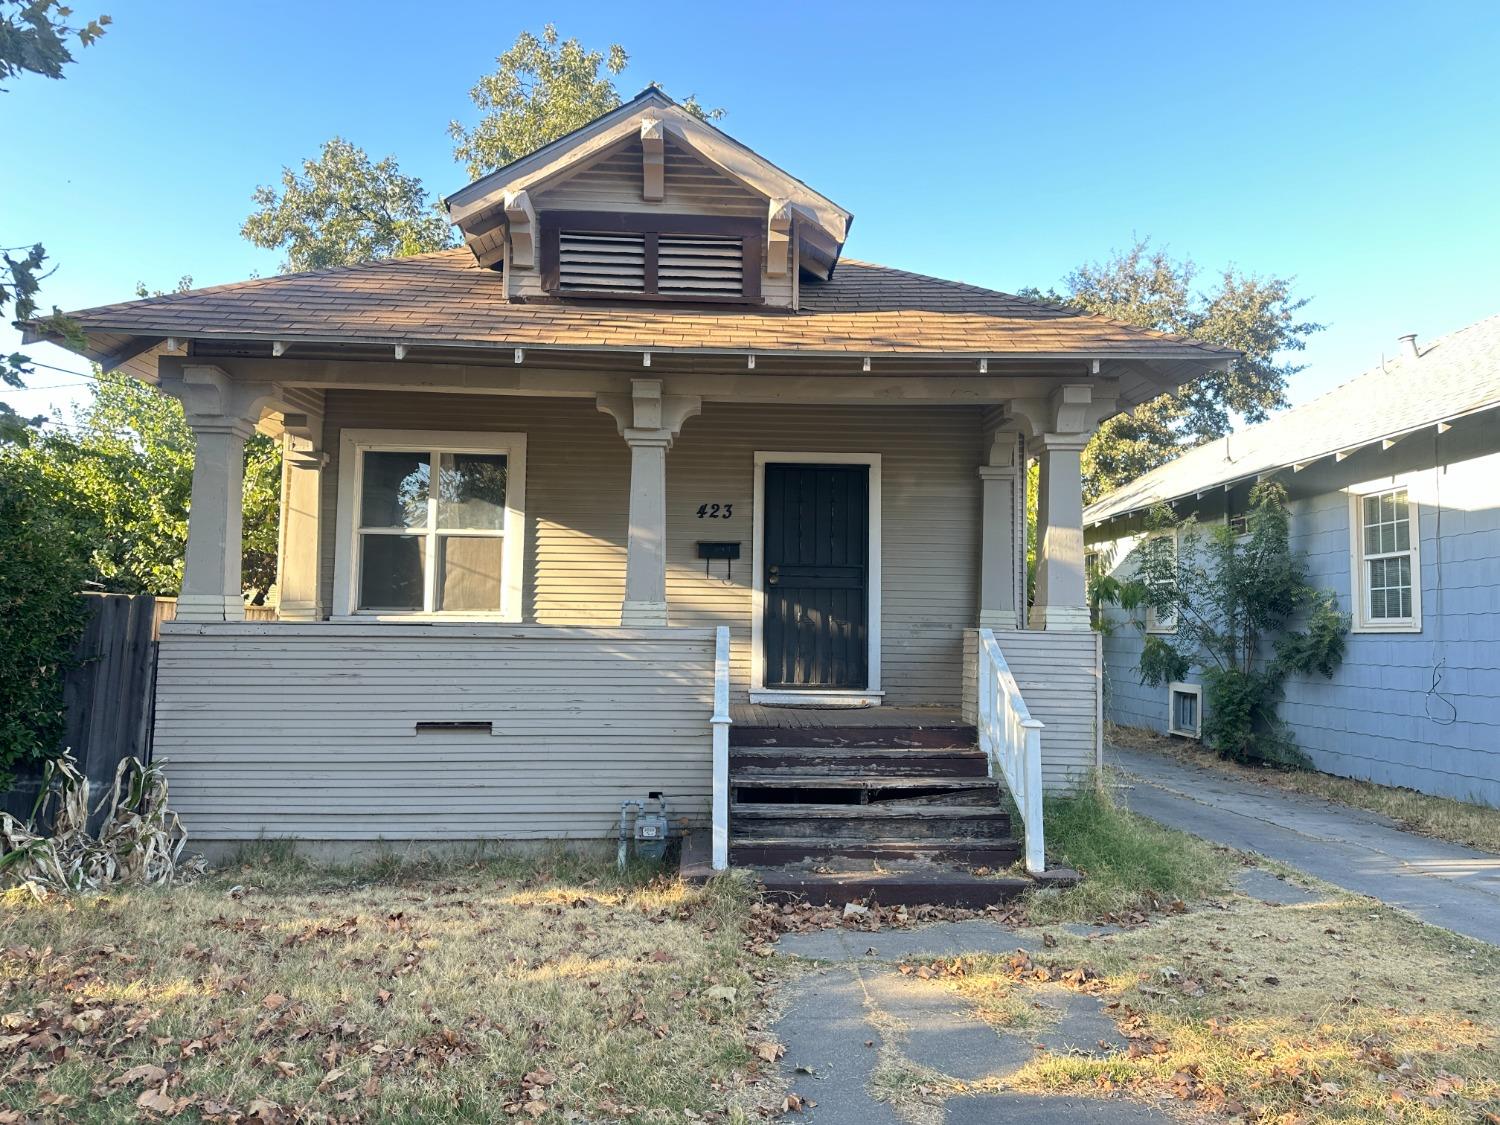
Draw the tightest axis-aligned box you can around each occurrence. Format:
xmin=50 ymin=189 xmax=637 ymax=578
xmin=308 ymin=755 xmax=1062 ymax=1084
xmin=1111 ymin=745 xmax=1500 ymax=946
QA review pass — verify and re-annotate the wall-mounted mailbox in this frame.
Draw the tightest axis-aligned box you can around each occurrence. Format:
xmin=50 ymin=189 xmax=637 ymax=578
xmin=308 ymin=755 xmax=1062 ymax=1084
xmin=696 ymin=541 xmax=741 ymax=560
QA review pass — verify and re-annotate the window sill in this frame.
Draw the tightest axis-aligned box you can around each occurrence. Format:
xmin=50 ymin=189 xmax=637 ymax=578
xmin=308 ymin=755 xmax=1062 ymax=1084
xmin=1351 ymin=621 xmax=1422 ymax=634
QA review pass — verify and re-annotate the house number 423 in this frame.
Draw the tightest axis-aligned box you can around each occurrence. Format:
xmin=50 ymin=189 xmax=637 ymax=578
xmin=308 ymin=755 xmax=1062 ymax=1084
xmin=696 ymin=503 xmax=733 ymax=519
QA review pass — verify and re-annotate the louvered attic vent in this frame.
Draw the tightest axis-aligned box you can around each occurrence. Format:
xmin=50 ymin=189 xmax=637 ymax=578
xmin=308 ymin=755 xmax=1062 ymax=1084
xmin=658 ymin=235 xmax=744 ymax=297
xmin=541 ymin=211 xmax=763 ymax=303
xmin=558 ymin=232 xmax=647 ymax=293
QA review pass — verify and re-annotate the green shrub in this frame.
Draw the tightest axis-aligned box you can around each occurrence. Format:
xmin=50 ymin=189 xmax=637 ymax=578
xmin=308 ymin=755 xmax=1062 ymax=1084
xmin=0 ymin=454 xmax=89 ymax=786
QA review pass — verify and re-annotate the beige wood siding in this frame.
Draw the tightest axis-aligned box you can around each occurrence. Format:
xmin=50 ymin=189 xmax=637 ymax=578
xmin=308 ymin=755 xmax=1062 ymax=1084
xmin=316 ymin=393 xmax=985 ymax=705
xmin=155 ymin=624 xmax=715 ymax=841
xmin=962 ymin=629 xmax=1101 ymax=789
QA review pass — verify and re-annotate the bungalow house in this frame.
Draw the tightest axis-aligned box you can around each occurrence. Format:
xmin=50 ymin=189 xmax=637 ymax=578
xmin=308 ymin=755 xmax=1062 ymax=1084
xmin=31 ymin=89 xmax=1234 ymax=893
xmin=1086 ymin=315 xmax=1500 ymax=809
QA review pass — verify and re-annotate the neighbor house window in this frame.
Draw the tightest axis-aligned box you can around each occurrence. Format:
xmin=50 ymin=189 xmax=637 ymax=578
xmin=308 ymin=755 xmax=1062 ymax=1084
xmin=1168 ymin=682 xmax=1202 ymax=739
xmin=1349 ymin=486 xmax=1421 ymax=632
xmin=333 ymin=430 xmax=527 ymax=620
xmin=1144 ymin=530 xmax=1178 ymax=634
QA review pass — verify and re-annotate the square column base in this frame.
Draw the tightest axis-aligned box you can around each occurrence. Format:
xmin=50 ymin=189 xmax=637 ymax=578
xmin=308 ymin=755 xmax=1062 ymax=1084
xmin=621 ymin=599 xmax=669 ymax=627
xmin=174 ymin=593 xmax=247 ymax=623
xmin=1027 ymin=604 xmax=1092 ymax=631
xmin=978 ymin=609 xmax=1020 ymax=630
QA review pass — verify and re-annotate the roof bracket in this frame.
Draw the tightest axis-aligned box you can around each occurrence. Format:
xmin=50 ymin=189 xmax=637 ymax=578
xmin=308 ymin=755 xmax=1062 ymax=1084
xmin=642 ymin=351 xmax=652 ymax=368
xmin=504 ymin=190 xmax=537 ymax=269
xmin=271 ymin=340 xmax=289 ymax=358
xmin=746 ymin=354 xmax=756 ymax=370
xmin=640 ymin=118 xmax=665 ymax=202
xmin=862 ymin=357 xmax=871 ymax=373
xmin=514 ymin=348 xmax=525 ymax=364
xmin=978 ymin=358 xmax=988 ymax=374
xmin=766 ymin=199 xmax=792 ymax=277
xmin=394 ymin=344 xmax=409 ymax=361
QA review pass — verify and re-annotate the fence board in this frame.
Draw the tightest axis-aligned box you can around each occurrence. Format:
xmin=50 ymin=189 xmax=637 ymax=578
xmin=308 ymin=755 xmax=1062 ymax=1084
xmin=1 ymin=593 xmax=160 ymax=831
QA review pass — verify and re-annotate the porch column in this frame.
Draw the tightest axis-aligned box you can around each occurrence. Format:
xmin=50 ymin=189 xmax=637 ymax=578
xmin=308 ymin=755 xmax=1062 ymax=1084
xmin=276 ymin=412 xmax=325 ymax=621
xmin=597 ymin=378 xmax=702 ymax=627
xmin=1028 ymin=432 xmax=1090 ymax=631
xmin=978 ymin=428 xmax=1024 ymax=629
xmin=622 ymin=430 xmax=671 ymax=624
xmin=159 ymin=364 xmax=279 ymax=624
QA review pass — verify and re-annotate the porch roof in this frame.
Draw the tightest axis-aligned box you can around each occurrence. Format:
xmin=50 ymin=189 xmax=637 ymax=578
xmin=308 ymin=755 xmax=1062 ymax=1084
xmin=33 ymin=250 xmax=1236 ymax=408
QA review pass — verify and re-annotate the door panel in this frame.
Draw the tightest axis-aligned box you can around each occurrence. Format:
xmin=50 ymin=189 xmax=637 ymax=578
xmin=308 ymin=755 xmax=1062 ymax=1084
xmin=762 ymin=463 xmax=869 ymax=688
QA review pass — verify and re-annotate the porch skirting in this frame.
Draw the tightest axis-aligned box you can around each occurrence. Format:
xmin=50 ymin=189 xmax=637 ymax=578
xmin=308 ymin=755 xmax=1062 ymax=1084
xmin=154 ymin=622 xmax=716 ymax=843
xmin=962 ymin=629 xmax=1103 ymax=790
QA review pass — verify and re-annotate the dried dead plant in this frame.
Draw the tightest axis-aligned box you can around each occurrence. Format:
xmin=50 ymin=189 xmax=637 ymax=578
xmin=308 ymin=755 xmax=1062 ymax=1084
xmin=0 ymin=751 xmax=202 ymax=892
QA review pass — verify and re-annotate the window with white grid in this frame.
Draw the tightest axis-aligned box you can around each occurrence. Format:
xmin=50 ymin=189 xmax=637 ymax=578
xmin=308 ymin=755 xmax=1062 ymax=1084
xmin=1350 ymin=486 xmax=1421 ymax=632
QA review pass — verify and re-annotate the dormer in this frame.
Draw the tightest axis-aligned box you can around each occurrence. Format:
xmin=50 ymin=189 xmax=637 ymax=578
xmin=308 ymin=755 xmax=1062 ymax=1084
xmin=443 ymin=88 xmax=851 ymax=310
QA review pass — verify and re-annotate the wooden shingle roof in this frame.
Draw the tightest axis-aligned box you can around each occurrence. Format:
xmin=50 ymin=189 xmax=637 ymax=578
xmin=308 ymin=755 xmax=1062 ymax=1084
xmin=53 ymin=249 xmax=1236 ymax=363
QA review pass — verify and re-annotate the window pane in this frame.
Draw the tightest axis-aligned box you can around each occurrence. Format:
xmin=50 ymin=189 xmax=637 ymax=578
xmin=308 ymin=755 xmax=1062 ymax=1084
xmin=359 ymin=534 xmax=426 ymax=610
xmin=361 ymin=452 xmax=429 ymax=528
xmin=1365 ymin=525 xmax=1380 ymax=555
xmin=1363 ymin=495 xmax=1380 ymax=527
xmin=437 ymin=453 xmax=507 ymax=529
xmin=437 ymin=535 xmax=503 ymax=612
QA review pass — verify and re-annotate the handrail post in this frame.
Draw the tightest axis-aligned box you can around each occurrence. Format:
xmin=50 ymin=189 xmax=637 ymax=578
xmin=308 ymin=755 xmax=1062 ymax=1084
xmin=1021 ymin=719 xmax=1046 ymax=874
xmin=710 ymin=626 xmax=732 ymax=871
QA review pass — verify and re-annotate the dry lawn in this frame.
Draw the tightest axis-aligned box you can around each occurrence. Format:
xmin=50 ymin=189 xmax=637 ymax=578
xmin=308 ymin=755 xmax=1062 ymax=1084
xmin=947 ymin=880 xmax=1500 ymax=1123
xmin=1110 ymin=724 xmax=1500 ymax=855
xmin=0 ymin=849 xmax=776 ymax=1124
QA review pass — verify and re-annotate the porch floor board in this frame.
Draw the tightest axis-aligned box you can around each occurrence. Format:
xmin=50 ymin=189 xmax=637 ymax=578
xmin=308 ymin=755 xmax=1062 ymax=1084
xmin=729 ymin=704 xmax=965 ymax=729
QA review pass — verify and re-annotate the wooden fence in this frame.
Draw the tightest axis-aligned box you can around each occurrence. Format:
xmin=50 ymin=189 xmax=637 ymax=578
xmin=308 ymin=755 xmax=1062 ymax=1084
xmin=2 ymin=593 xmax=162 ymax=830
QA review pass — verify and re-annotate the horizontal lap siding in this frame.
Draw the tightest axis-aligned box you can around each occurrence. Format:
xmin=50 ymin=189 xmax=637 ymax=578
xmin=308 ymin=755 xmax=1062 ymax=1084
xmin=962 ymin=630 xmax=1101 ymax=790
xmin=320 ymin=394 xmax=984 ymax=705
xmin=156 ymin=627 xmax=715 ymax=841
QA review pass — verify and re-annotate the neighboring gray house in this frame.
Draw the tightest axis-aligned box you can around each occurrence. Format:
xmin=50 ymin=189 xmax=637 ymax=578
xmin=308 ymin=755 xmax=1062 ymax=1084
xmin=1086 ymin=316 xmax=1500 ymax=808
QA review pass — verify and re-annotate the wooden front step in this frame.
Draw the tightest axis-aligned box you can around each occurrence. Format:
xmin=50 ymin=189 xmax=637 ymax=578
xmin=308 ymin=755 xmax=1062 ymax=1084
xmin=730 ymin=725 xmax=977 ymax=750
xmin=754 ymin=865 xmax=1031 ymax=908
xmin=731 ymin=837 xmax=1020 ymax=868
xmin=731 ymin=746 xmax=989 ymax=777
xmin=732 ymin=802 xmax=1011 ymax=841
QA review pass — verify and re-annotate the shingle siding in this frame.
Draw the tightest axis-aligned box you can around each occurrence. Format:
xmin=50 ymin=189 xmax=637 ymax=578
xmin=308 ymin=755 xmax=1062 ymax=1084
xmin=1094 ymin=451 xmax=1500 ymax=808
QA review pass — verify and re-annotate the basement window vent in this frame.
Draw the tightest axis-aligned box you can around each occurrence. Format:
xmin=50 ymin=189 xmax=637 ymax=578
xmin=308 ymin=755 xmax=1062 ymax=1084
xmin=658 ymin=235 xmax=744 ymax=297
xmin=557 ymin=231 xmax=647 ymax=294
xmin=1167 ymin=682 xmax=1202 ymax=739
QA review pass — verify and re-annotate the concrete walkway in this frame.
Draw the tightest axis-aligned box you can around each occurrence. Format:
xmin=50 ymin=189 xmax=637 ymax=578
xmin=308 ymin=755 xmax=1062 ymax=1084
xmin=1111 ymin=745 xmax=1500 ymax=946
xmin=773 ymin=921 xmax=1177 ymax=1123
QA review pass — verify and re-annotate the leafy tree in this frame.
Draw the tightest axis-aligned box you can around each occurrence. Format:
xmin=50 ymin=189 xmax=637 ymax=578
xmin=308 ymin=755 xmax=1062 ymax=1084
xmin=0 ymin=450 xmax=89 ymax=785
xmin=450 ymin=24 xmax=723 ymax=179
xmin=242 ymin=138 xmax=455 ymax=273
xmin=1118 ymin=481 xmax=1348 ymax=766
xmin=1025 ymin=239 xmax=1323 ymax=503
xmin=17 ymin=369 xmax=281 ymax=600
xmin=1 ymin=0 xmax=109 ymax=442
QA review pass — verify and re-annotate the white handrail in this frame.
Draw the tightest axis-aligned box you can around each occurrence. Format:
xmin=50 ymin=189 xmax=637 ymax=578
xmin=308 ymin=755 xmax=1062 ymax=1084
xmin=710 ymin=626 xmax=733 ymax=871
xmin=975 ymin=628 xmax=1046 ymax=874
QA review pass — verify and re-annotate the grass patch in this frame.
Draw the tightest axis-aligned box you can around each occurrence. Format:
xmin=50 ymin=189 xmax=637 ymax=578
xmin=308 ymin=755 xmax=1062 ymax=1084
xmin=957 ymin=891 xmax=1500 ymax=1123
xmin=0 ymin=850 xmax=773 ymax=1123
xmin=1028 ymin=776 xmax=1233 ymax=923
xmin=1111 ymin=724 xmax=1500 ymax=854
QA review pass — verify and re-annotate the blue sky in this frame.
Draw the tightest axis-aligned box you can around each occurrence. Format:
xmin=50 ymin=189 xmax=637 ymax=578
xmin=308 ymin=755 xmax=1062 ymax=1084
xmin=6 ymin=0 xmax=1499 ymax=422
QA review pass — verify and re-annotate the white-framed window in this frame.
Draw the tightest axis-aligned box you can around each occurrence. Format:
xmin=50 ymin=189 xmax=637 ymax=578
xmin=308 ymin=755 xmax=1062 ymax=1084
xmin=1144 ymin=530 xmax=1178 ymax=634
xmin=1167 ymin=681 xmax=1202 ymax=739
xmin=1348 ymin=485 xmax=1421 ymax=633
xmin=332 ymin=429 xmax=527 ymax=621
xmin=1227 ymin=512 xmax=1249 ymax=537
